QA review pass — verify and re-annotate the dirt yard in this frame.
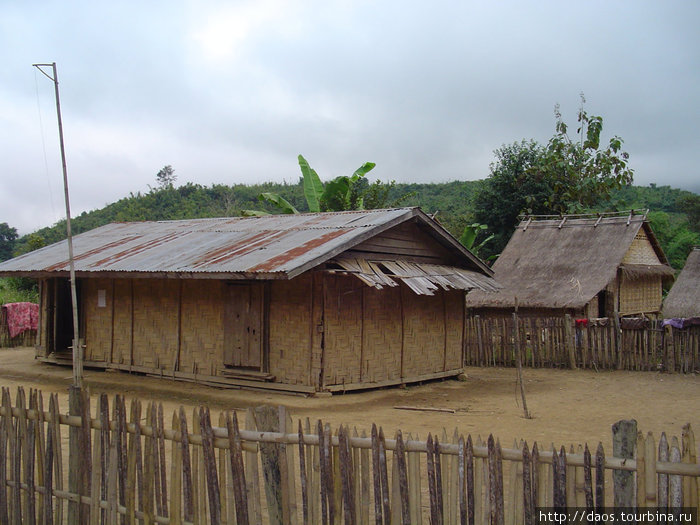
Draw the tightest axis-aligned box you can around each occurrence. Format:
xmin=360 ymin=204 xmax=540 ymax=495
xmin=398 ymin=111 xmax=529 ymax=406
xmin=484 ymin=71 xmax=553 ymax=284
xmin=0 ymin=346 xmax=698 ymax=452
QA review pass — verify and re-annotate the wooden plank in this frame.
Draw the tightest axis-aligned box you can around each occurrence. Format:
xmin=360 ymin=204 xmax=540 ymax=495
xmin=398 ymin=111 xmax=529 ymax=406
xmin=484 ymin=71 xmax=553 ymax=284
xmin=636 ymin=431 xmax=646 ymax=509
xmin=459 ymin=436 xmax=467 ymax=525
xmin=0 ymin=389 xmax=9 ymax=525
xmin=179 ymin=407 xmax=194 ymax=523
xmin=307 ymin=419 xmax=320 ymax=525
xmin=157 ymin=403 xmax=169 ymax=520
xmin=90 ymin=398 xmax=104 ymax=525
xmin=681 ymin=423 xmax=698 ymax=510
xmin=107 ymin=432 xmax=119 ymax=525
xmin=360 ymin=430 xmax=371 ymax=525
xmin=522 ymin=442 xmax=532 ymax=525
xmin=193 ymin=407 xmax=207 ymax=524
xmin=50 ymin=393 xmax=64 ymax=525
xmin=114 ymin=395 xmax=128 ymax=525
xmin=284 ymin=411 xmax=298 ymax=525
xmin=25 ymin=388 xmax=36 ymax=525
xmin=339 ymin=426 xmax=356 ymax=525
xmin=170 ymin=412 xmax=182 ymax=525
xmin=298 ymin=420 xmax=309 ymax=525
xmin=227 ymin=411 xmax=248 ymax=525
xmin=32 ymin=390 xmax=46 ymax=525
xmin=43 ymin=396 xmax=55 ymax=525
xmin=426 ymin=434 xmax=439 ymax=525
xmin=658 ymin=433 xmax=669 ymax=508
xmin=244 ymin=410 xmax=262 ymax=525
xmin=669 ymin=437 xmax=682 ymax=510
xmin=126 ymin=399 xmax=142 ymax=525
xmin=394 ymin=430 xmax=409 ymax=525
xmin=488 ymin=436 xmax=504 ymax=525
xmin=407 ymin=433 xmax=421 ymax=525
xmin=583 ymin=444 xmax=593 ymax=511
xmin=143 ymin=403 xmax=155 ymax=525
xmin=199 ymin=407 xmax=221 ymax=525
xmin=595 ymin=443 xmax=605 ymax=510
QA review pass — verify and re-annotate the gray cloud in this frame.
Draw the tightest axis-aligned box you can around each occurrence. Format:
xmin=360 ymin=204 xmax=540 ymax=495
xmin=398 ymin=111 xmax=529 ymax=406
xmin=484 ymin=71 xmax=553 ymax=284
xmin=2 ymin=0 xmax=699 ymax=235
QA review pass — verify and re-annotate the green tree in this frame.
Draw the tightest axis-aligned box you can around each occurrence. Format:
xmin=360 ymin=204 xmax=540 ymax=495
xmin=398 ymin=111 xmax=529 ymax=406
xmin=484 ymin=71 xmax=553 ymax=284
xmin=0 ymin=223 xmax=18 ymax=261
xmin=677 ymin=194 xmax=700 ymax=232
xmin=535 ymin=94 xmax=634 ymax=213
xmin=472 ymin=140 xmax=549 ymax=258
xmin=472 ymin=96 xmax=635 ymax=260
xmin=156 ymin=165 xmax=177 ymax=189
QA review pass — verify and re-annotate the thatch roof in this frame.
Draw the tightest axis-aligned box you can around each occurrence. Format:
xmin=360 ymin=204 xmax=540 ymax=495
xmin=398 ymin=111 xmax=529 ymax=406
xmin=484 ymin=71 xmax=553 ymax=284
xmin=465 ymin=212 xmax=673 ymax=310
xmin=663 ymin=247 xmax=700 ymax=318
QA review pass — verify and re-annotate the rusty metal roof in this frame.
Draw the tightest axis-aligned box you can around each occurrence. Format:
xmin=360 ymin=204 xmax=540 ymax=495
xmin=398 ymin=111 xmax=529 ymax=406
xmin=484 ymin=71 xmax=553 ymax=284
xmin=0 ymin=208 xmax=494 ymax=284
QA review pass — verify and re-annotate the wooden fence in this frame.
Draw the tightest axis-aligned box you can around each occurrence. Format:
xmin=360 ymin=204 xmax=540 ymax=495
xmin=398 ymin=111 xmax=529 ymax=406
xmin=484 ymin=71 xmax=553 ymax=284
xmin=0 ymin=307 xmax=36 ymax=348
xmin=0 ymin=386 xmax=698 ymax=524
xmin=465 ymin=315 xmax=700 ymax=373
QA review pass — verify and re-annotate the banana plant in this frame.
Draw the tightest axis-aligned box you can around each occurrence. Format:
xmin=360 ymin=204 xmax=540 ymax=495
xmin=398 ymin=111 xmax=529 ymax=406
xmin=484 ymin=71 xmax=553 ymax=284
xmin=242 ymin=155 xmax=376 ymax=215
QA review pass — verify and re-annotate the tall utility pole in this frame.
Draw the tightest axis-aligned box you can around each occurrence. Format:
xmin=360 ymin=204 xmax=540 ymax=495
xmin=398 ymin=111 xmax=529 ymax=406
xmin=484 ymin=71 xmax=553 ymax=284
xmin=33 ymin=62 xmax=83 ymax=388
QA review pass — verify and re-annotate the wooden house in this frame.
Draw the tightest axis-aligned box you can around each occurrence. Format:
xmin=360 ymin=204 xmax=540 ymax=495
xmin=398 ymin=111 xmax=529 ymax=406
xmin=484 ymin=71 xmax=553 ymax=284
xmin=0 ymin=208 xmax=498 ymax=393
xmin=663 ymin=247 xmax=699 ymax=319
xmin=465 ymin=211 xmax=674 ymax=319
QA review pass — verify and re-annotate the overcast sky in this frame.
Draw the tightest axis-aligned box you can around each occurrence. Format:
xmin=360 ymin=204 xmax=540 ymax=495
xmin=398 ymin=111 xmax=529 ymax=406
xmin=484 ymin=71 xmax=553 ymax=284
xmin=2 ymin=1 xmax=699 ymax=235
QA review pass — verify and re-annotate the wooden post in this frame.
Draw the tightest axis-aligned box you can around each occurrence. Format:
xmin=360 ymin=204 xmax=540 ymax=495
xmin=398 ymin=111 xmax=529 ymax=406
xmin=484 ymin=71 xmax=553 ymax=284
xmin=68 ymin=385 xmax=86 ymax=525
xmin=564 ymin=314 xmax=577 ymax=369
xmin=513 ymin=301 xmax=531 ymax=419
xmin=612 ymin=419 xmax=637 ymax=508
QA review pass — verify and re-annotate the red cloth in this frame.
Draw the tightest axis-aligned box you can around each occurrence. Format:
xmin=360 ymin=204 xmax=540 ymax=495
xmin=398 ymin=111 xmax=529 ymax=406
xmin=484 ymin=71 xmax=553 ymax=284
xmin=3 ymin=302 xmax=39 ymax=338
xmin=575 ymin=318 xmax=588 ymax=327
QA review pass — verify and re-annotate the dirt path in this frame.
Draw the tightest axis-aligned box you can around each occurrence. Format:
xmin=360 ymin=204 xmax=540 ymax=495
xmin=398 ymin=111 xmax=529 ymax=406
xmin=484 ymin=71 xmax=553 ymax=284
xmin=1 ymin=347 xmax=698 ymax=452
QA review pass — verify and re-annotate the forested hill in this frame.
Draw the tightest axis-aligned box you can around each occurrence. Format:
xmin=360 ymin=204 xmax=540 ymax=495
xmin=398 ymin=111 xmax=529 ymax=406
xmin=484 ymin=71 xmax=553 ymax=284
xmin=12 ymin=180 xmax=700 ymax=270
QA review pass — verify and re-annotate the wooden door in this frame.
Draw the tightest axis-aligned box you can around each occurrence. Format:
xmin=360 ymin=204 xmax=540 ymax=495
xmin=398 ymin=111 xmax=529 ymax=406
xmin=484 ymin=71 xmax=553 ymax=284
xmin=224 ymin=283 xmax=263 ymax=369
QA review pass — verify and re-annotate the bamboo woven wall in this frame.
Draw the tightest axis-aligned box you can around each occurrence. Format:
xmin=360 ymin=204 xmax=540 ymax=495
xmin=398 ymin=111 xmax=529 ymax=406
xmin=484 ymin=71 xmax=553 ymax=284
xmin=402 ymin=289 xmax=446 ymax=378
xmin=619 ymin=275 xmax=662 ymax=316
xmin=623 ymin=231 xmax=662 ymax=265
xmin=83 ymin=279 xmax=113 ymax=362
xmin=179 ymin=280 xmax=225 ymax=376
xmin=322 ymin=275 xmax=364 ymax=386
xmin=360 ymin=286 xmax=402 ymax=383
xmin=269 ymin=276 xmax=314 ymax=386
xmin=110 ymin=279 xmax=133 ymax=366
xmin=444 ymin=290 xmax=464 ymax=371
xmin=131 ymin=280 xmax=180 ymax=371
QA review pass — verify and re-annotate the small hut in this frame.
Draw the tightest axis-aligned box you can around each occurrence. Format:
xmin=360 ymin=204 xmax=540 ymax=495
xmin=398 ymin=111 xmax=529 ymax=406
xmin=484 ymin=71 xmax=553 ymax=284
xmin=662 ymin=247 xmax=700 ymax=319
xmin=465 ymin=211 xmax=674 ymax=319
xmin=0 ymin=208 xmax=498 ymax=393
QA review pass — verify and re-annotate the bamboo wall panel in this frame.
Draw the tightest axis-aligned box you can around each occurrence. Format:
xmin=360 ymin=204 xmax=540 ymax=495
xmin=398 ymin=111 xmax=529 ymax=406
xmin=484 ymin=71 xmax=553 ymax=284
xmin=132 ymin=279 xmax=180 ymax=370
xmin=619 ymin=275 xmax=662 ymax=316
xmin=179 ymin=280 xmax=224 ymax=376
xmin=402 ymin=289 xmax=445 ymax=377
xmin=444 ymin=290 xmax=464 ymax=371
xmin=361 ymin=285 xmax=402 ymax=383
xmin=110 ymin=279 xmax=133 ymax=366
xmin=269 ymin=276 xmax=313 ymax=386
xmin=83 ymin=278 xmax=113 ymax=362
xmin=623 ymin=231 xmax=662 ymax=265
xmin=323 ymin=274 xmax=363 ymax=386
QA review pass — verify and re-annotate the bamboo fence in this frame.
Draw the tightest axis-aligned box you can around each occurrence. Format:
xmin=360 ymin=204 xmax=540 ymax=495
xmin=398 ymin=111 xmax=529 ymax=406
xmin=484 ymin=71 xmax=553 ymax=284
xmin=0 ymin=386 xmax=698 ymax=524
xmin=0 ymin=308 xmax=36 ymax=348
xmin=465 ymin=315 xmax=700 ymax=373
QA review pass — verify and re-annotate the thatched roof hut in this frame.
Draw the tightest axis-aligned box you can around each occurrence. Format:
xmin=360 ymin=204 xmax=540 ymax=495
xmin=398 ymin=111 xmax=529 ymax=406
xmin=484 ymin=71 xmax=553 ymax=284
xmin=465 ymin=211 xmax=674 ymax=318
xmin=0 ymin=207 xmax=498 ymax=393
xmin=662 ymin=247 xmax=700 ymax=319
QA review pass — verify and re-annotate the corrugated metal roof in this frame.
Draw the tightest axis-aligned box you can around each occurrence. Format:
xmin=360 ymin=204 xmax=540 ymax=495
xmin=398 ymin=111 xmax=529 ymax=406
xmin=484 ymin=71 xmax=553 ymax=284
xmin=0 ymin=208 xmax=493 ymax=283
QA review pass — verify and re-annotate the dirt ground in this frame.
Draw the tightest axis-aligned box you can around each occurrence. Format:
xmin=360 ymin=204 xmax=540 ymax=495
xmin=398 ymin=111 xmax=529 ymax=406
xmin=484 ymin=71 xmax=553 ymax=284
xmin=0 ymin=346 xmax=698 ymax=453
